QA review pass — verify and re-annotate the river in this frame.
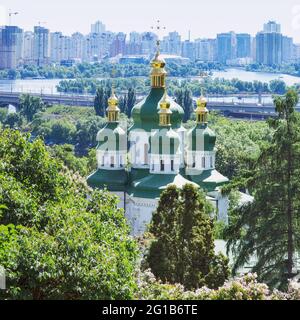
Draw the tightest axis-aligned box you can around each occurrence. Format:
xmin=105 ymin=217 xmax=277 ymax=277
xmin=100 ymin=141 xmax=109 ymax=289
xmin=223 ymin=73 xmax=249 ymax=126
xmin=0 ymin=68 xmax=299 ymax=96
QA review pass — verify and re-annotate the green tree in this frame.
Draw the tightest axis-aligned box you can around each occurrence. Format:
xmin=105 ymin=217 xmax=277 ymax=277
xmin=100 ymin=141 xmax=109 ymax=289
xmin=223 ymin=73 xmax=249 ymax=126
xmin=146 ymin=184 xmax=229 ymax=290
xmin=183 ymin=89 xmax=193 ymax=122
xmin=225 ymin=90 xmax=300 ymax=289
xmin=50 ymin=120 xmax=76 ymax=144
xmin=19 ymin=94 xmax=44 ymax=122
xmin=0 ymin=129 xmax=138 ymax=299
xmin=94 ymin=87 xmax=106 ymax=116
xmin=125 ymin=88 xmax=136 ymax=117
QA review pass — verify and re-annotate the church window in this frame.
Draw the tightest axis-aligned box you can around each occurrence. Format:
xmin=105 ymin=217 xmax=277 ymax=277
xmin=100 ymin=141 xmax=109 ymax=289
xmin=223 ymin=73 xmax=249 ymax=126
xmin=202 ymin=157 xmax=206 ymax=168
xmin=160 ymin=160 xmax=165 ymax=172
xmin=111 ymin=156 xmax=114 ymax=168
xmin=192 ymin=156 xmax=196 ymax=168
xmin=171 ymin=160 xmax=174 ymax=171
xmin=210 ymin=156 xmax=213 ymax=168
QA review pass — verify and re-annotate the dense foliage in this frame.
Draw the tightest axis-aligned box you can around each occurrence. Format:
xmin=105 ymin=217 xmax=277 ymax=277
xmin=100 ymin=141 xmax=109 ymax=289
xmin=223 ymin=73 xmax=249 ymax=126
xmin=56 ymin=76 xmax=290 ymax=96
xmin=0 ymin=129 xmax=138 ymax=300
xmin=145 ymin=184 xmax=230 ymax=290
xmin=136 ymin=271 xmax=300 ymax=300
xmin=0 ymin=61 xmax=224 ymax=80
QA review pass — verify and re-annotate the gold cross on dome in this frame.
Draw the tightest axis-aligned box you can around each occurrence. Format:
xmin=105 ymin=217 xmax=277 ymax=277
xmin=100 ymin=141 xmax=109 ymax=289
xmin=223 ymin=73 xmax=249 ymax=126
xmin=151 ymin=20 xmax=166 ymax=46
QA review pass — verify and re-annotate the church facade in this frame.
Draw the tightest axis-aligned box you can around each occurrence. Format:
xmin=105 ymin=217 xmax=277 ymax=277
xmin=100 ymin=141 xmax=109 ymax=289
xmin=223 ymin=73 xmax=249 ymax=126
xmin=87 ymin=47 xmax=230 ymax=235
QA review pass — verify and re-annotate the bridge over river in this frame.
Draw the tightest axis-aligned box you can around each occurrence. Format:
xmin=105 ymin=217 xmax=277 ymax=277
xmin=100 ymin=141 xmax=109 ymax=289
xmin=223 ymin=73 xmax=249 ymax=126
xmin=1 ymin=91 xmax=300 ymax=120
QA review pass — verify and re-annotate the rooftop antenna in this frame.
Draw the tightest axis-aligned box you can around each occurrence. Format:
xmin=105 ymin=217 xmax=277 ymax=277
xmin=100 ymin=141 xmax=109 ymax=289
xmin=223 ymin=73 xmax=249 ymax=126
xmin=8 ymin=10 xmax=19 ymax=26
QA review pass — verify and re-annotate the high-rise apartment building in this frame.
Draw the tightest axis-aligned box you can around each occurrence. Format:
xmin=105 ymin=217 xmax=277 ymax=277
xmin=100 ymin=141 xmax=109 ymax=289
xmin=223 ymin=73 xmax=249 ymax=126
xmin=236 ymin=33 xmax=251 ymax=58
xmin=294 ymin=44 xmax=300 ymax=62
xmin=194 ymin=38 xmax=216 ymax=62
xmin=70 ymin=32 xmax=85 ymax=60
xmin=110 ymin=32 xmax=126 ymax=57
xmin=0 ymin=26 xmax=23 ymax=69
xmin=216 ymin=32 xmax=237 ymax=63
xmin=50 ymin=32 xmax=72 ymax=63
xmin=264 ymin=21 xmax=281 ymax=33
xmin=282 ymin=36 xmax=294 ymax=63
xmin=162 ymin=32 xmax=182 ymax=55
xmin=181 ymin=40 xmax=195 ymax=61
xmin=23 ymin=31 xmax=34 ymax=64
xmin=34 ymin=26 xmax=50 ymax=66
xmin=255 ymin=22 xmax=283 ymax=65
xmin=91 ymin=21 xmax=106 ymax=34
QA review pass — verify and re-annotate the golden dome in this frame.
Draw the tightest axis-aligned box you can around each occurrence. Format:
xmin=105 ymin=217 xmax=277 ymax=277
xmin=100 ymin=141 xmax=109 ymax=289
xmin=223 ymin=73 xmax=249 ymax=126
xmin=107 ymin=88 xmax=120 ymax=122
xmin=195 ymin=95 xmax=209 ymax=124
xmin=159 ymin=90 xmax=172 ymax=126
xmin=196 ymin=95 xmax=208 ymax=108
xmin=151 ymin=52 xmax=166 ymax=69
xmin=108 ymin=88 xmax=119 ymax=108
xmin=160 ymin=91 xmax=171 ymax=110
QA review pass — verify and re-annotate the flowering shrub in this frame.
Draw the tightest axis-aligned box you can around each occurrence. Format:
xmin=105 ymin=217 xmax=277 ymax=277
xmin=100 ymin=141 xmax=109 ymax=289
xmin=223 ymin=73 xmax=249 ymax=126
xmin=136 ymin=270 xmax=299 ymax=300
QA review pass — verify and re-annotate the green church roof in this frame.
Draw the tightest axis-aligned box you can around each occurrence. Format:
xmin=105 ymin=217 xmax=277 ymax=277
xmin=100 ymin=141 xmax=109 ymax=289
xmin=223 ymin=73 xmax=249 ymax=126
xmin=87 ymin=169 xmax=128 ymax=191
xmin=185 ymin=169 xmax=229 ymax=192
xmin=128 ymin=173 xmax=199 ymax=199
xmin=130 ymin=88 xmax=184 ymax=131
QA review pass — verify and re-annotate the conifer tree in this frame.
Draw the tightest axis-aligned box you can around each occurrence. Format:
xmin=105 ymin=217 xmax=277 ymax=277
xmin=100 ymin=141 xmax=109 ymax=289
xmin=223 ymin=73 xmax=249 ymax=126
xmin=147 ymin=184 xmax=230 ymax=290
xmin=225 ymin=89 xmax=300 ymax=289
xmin=94 ymin=87 xmax=105 ymax=116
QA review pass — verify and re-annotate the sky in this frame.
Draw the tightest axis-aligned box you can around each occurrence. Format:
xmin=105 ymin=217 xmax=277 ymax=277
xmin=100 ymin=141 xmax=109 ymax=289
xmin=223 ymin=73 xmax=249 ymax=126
xmin=0 ymin=0 xmax=300 ymax=42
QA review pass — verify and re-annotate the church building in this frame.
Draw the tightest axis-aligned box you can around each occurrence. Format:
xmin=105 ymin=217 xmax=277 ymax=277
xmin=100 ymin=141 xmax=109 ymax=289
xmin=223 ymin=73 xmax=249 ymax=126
xmin=87 ymin=45 xmax=230 ymax=235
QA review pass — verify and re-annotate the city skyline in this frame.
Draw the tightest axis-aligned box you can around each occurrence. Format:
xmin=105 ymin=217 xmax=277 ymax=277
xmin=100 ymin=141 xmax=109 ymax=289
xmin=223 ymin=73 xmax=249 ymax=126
xmin=1 ymin=0 xmax=300 ymax=42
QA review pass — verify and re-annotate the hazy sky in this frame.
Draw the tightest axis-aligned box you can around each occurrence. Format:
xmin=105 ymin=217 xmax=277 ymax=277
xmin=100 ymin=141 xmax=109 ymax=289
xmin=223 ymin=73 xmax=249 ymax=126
xmin=1 ymin=0 xmax=300 ymax=41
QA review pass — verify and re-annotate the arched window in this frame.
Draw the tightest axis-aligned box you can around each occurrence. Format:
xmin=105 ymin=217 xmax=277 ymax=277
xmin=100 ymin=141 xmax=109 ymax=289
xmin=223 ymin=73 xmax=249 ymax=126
xmin=210 ymin=156 xmax=213 ymax=168
xmin=102 ymin=156 xmax=105 ymax=167
xmin=192 ymin=156 xmax=196 ymax=168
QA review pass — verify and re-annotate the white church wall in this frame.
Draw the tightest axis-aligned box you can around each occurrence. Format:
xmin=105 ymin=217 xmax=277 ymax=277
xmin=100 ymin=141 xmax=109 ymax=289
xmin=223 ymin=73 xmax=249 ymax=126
xmin=125 ymin=195 xmax=158 ymax=236
xmin=129 ymin=130 xmax=150 ymax=169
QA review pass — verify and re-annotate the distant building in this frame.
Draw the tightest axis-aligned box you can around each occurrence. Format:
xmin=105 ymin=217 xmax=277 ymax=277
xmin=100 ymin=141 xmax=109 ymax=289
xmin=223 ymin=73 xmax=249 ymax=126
xmin=91 ymin=21 xmax=106 ymax=34
xmin=236 ymin=33 xmax=251 ymax=58
xmin=34 ymin=26 xmax=50 ymax=66
xmin=0 ymin=26 xmax=23 ymax=69
xmin=264 ymin=21 xmax=281 ymax=33
xmin=162 ymin=31 xmax=182 ymax=56
xmin=125 ymin=32 xmax=143 ymax=55
xmin=23 ymin=31 xmax=34 ymax=64
xmin=70 ymin=32 xmax=85 ymax=61
xmin=217 ymin=32 xmax=237 ymax=64
xmin=294 ymin=44 xmax=300 ymax=62
xmin=141 ymin=32 xmax=157 ymax=55
xmin=282 ymin=36 xmax=294 ymax=63
xmin=85 ymin=32 xmax=114 ymax=61
xmin=194 ymin=39 xmax=216 ymax=62
xmin=110 ymin=32 xmax=126 ymax=57
xmin=255 ymin=21 xmax=283 ymax=65
xmin=119 ymin=55 xmax=149 ymax=64
xmin=181 ymin=40 xmax=195 ymax=61
xmin=256 ymin=31 xmax=283 ymax=65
